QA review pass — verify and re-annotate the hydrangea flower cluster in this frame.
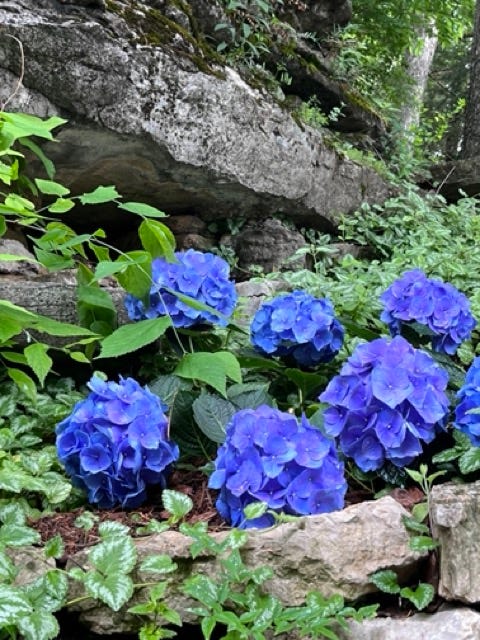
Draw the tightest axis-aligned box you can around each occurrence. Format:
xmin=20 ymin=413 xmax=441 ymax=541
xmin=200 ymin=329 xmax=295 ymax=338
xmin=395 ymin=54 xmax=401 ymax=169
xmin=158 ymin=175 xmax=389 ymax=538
xmin=380 ymin=269 xmax=476 ymax=355
xmin=320 ymin=335 xmax=449 ymax=472
xmin=250 ymin=291 xmax=344 ymax=369
xmin=208 ymin=405 xmax=346 ymax=529
xmin=56 ymin=375 xmax=179 ymax=508
xmin=454 ymin=357 xmax=480 ymax=446
xmin=125 ymin=249 xmax=237 ymax=328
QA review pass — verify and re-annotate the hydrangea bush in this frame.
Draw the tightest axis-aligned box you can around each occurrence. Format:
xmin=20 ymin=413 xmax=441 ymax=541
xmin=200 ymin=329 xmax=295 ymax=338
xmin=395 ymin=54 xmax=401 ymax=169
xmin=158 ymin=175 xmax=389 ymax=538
xmin=380 ymin=269 xmax=476 ymax=354
xmin=320 ymin=335 xmax=450 ymax=472
xmin=125 ymin=249 xmax=237 ymax=328
xmin=250 ymin=290 xmax=344 ymax=369
xmin=208 ymin=405 xmax=347 ymax=528
xmin=56 ymin=375 xmax=179 ymax=508
xmin=454 ymin=356 xmax=480 ymax=446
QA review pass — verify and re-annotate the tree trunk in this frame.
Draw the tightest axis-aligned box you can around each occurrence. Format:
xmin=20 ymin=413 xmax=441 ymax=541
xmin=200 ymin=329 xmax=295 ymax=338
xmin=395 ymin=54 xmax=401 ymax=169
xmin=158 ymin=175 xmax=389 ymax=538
xmin=399 ymin=23 xmax=438 ymax=135
xmin=462 ymin=0 xmax=480 ymax=157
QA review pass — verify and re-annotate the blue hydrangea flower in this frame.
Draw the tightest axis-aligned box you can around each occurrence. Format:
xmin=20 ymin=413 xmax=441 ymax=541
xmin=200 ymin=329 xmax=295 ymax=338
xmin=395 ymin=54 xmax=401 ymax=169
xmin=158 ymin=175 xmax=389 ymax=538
xmin=125 ymin=249 xmax=237 ymax=328
xmin=380 ymin=269 xmax=476 ymax=355
xmin=454 ymin=357 xmax=480 ymax=446
xmin=320 ymin=335 xmax=449 ymax=472
xmin=208 ymin=405 xmax=346 ymax=528
xmin=250 ymin=291 xmax=344 ymax=369
xmin=56 ymin=375 xmax=179 ymax=508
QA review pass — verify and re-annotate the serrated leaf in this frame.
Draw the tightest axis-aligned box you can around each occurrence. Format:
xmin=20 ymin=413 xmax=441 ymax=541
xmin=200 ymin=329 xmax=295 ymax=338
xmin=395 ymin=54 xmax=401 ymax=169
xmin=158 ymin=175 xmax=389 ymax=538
xmin=400 ymin=583 xmax=435 ymax=610
xmin=24 ymin=343 xmax=52 ymax=387
xmin=34 ymin=179 xmax=70 ymax=196
xmin=74 ymin=512 xmax=98 ymax=531
xmin=0 ymin=316 xmax=22 ymax=341
xmin=139 ymin=218 xmax=176 ymax=260
xmin=243 ymin=501 xmax=268 ymax=521
xmin=0 ymin=551 xmax=16 ymax=581
xmin=96 ymin=317 xmax=171 ymax=359
xmin=7 ymin=368 xmax=36 ymax=403
xmin=44 ymin=534 xmax=65 ymax=559
xmin=24 ymin=571 xmax=68 ymax=612
xmin=0 ymin=584 xmax=32 ymax=624
xmin=369 ymin=570 xmax=401 ymax=594
xmin=174 ymin=351 xmax=242 ymax=397
xmin=89 ymin=536 xmax=137 ymax=577
xmin=98 ymin=521 xmax=131 ymax=539
xmin=0 ymin=503 xmax=25 ymax=526
xmin=459 ymin=446 xmax=480 ymax=474
xmin=227 ymin=382 xmax=271 ymax=409
xmin=402 ymin=515 xmax=430 ymax=534
xmin=162 ymin=489 xmax=193 ymax=521
xmin=118 ymin=201 xmax=168 ymax=218
xmin=78 ymin=185 xmax=120 ymax=205
xmin=0 ymin=524 xmax=40 ymax=547
xmin=17 ymin=610 xmax=59 ymax=640
xmin=139 ymin=554 xmax=177 ymax=574
xmin=431 ymin=447 xmax=463 ymax=464
xmin=183 ymin=575 xmax=219 ymax=607
xmin=192 ymin=392 xmax=236 ymax=442
xmin=84 ymin=572 xmax=134 ymax=611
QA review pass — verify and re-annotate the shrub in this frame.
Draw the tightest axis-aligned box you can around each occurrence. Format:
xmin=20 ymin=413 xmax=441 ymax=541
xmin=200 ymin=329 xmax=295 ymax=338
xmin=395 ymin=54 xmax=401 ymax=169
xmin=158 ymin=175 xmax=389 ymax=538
xmin=320 ymin=335 xmax=450 ymax=472
xmin=250 ymin=290 xmax=344 ymax=369
xmin=454 ymin=356 xmax=480 ymax=446
xmin=208 ymin=404 xmax=347 ymax=528
xmin=56 ymin=375 xmax=179 ymax=508
xmin=380 ymin=268 xmax=476 ymax=354
xmin=125 ymin=249 xmax=237 ymax=328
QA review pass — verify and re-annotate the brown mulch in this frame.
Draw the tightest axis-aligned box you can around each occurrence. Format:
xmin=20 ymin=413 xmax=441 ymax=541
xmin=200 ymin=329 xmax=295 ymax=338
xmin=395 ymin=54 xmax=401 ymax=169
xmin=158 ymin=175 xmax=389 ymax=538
xmin=32 ymin=469 xmax=228 ymax=559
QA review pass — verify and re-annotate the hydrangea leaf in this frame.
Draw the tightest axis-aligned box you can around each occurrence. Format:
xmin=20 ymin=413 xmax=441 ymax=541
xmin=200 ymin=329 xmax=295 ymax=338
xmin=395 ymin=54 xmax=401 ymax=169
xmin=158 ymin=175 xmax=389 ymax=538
xmin=138 ymin=218 xmax=176 ymax=261
xmin=96 ymin=317 xmax=171 ymax=359
xmin=23 ymin=343 xmax=53 ymax=387
xmin=193 ymin=392 xmax=236 ymax=442
xmin=175 ymin=351 xmax=242 ymax=398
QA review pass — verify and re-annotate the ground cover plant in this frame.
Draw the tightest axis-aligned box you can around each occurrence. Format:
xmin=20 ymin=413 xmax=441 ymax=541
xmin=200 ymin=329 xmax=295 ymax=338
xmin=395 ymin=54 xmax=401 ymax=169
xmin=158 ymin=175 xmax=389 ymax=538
xmin=1 ymin=108 xmax=480 ymax=639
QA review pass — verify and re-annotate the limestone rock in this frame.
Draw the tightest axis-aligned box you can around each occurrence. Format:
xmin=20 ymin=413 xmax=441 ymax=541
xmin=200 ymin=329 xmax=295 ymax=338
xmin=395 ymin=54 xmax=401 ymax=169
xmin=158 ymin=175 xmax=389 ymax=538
xmin=0 ymin=0 xmax=393 ymax=236
xmin=8 ymin=547 xmax=55 ymax=586
xmin=66 ymin=496 xmax=426 ymax=634
xmin=336 ymin=606 xmax=480 ymax=640
xmin=430 ymin=480 xmax=480 ymax=603
xmin=232 ymin=218 xmax=307 ymax=274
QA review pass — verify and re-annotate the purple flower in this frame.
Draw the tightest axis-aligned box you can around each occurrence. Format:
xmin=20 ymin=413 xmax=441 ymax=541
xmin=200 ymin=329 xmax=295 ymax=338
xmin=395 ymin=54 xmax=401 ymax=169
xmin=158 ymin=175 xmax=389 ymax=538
xmin=380 ymin=269 xmax=476 ymax=355
xmin=320 ymin=336 xmax=449 ymax=472
xmin=250 ymin=291 xmax=344 ymax=369
xmin=209 ymin=405 xmax=346 ymax=528
xmin=56 ymin=375 xmax=179 ymax=508
xmin=454 ymin=357 xmax=480 ymax=446
xmin=124 ymin=250 xmax=237 ymax=328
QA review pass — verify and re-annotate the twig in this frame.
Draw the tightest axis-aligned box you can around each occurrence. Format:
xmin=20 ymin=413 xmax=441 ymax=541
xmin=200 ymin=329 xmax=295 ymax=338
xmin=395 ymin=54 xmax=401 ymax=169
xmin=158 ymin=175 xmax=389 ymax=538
xmin=1 ymin=34 xmax=25 ymax=111
xmin=435 ymin=164 xmax=456 ymax=194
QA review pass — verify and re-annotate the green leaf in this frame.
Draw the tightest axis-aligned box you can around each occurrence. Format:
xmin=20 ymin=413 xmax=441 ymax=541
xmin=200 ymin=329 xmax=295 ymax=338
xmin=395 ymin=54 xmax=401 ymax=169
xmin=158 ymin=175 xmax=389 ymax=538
xmin=139 ymin=554 xmax=177 ymax=575
xmin=115 ymin=251 xmax=152 ymax=300
xmin=192 ymin=392 xmax=236 ymax=442
xmin=411 ymin=502 xmax=429 ymax=523
xmin=227 ymin=382 xmax=271 ymax=409
xmin=431 ymin=447 xmax=463 ymax=464
xmin=98 ymin=521 xmax=131 ymax=539
xmin=0 ymin=316 xmax=22 ymax=341
xmin=0 ymin=524 xmax=40 ymax=547
xmin=47 ymin=197 xmax=75 ymax=213
xmin=96 ymin=317 xmax=171 ymax=359
xmin=78 ymin=185 xmax=120 ymax=205
xmin=0 ymin=584 xmax=32 ymax=625
xmin=139 ymin=219 xmax=176 ymax=261
xmin=34 ymin=248 xmax=74 ymax=271
xmin=369 ymin=570 xmax=401 ymax=594
xmin=17 ymin=610 xmax=59 ymax=640
xmin=18 ymin=138 xmax=55 ymax=179
xmin=162 ymin=489 xmax=194 ymax=521
xmin=1 ymin=112 xmax=66 ymax=142
xmin=89 ymin=536 xmax=137 ymax=575
xmin=34 ymin=179 xmax=70 ymax=196
xmin=0 ymin=551 xmax=16 ymax=581
xmin=84 ymin=571 xmax=134 ymax=612
xmin=24 ymin=571 xmax=68 ymax=612
xmin=32 ymin=314 xmax=97 ymax=337
xmin=174 ymin=351 xmax=242 ymax=397
xmin=118 ymin=201 xmax=168 ymax=218
xmin=409 ymin=536 xmax=439 ymax=552
xmin=44 ymin=535 xmax=65 ymax=559
xmin=405 ymin=469 xmax=423 ymax=484
xmin=402 ymin=514 xmax=430 ymax=534
xmin=7 ymin=368 xmax=37 ymax=403
xmin=459 ymin=446 xmax=480 ymax=474
xmin=243 ymin=501 xmax=269 ymax=521
xmin=183 ymin=575 xmax=219 ymax=608
xmin=400 ymin=583 xmax=435 ymax=610
xmin=74 ymin=512 xmax=99 ymax=531
xmin=0 ymin=253 xmax=37 ymax=264
xmin=284 ymin=368 xmax=324 ymax=399
xmin=24 ymin=343 xmax=52 ymax=387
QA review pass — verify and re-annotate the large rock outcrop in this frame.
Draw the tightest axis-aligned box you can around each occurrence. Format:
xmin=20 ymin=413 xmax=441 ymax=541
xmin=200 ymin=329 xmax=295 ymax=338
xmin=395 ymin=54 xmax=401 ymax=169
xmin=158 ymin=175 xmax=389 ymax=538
xmin=0 ymin=0 xmax=392 ymax=242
